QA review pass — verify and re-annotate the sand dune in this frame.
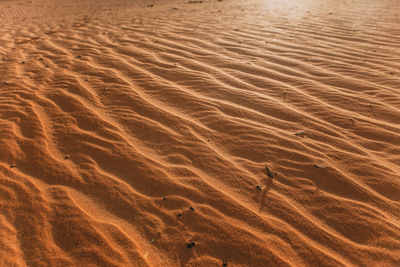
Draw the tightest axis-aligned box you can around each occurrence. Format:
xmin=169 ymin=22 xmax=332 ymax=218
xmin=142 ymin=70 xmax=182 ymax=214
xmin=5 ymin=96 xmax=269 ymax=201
xmin=1 ymin=0 xmax=400 ymax=266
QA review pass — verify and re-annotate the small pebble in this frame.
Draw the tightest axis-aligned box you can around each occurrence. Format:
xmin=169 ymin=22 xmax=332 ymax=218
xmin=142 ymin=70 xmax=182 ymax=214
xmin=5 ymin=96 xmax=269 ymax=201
xmin=256 ymin=185 xmax=262 ymax=191
xmin=265 ymin=164 xmax=275 ymax=178
xmin=9 ymin=165 xmax=15 ymax=168
xmin=294 ymin=130 xmax=306 ymax=137
xmin=314 ymin=164 xmax=327 ymax=169
xmin=186 ymin=242 xmax=195 ymax=248
xmin=64 ymin=155 xmax=70 ymax=160
xmin=163 ymin=197 xmax=166 ymax=200
xmin=104 ymin=87 xmax=109 ymax=91
xmin=189 ymin=206 xmax=195 ymax=211
xmin=177 ymin=213 xmax=182 ymax=217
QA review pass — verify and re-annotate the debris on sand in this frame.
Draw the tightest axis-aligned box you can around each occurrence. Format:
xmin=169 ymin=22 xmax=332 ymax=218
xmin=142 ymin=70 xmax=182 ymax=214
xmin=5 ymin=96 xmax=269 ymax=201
xmin=265 ymin=164 xmax=276 ymax=178
xmin=294 ymin=130 xmax=306 ymax=137
xmin=314 ymin=164 xmax=327 ymax=169
xmin=186 ymin=242 xmax=195 ymax=248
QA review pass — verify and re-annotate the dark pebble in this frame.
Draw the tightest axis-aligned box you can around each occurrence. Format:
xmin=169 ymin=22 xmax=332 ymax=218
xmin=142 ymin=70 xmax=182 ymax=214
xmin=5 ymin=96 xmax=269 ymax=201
xmin=265 ymin=165 xmax=275 ymax=178
xmin=186 ymin=242 xmax=195 ymax=248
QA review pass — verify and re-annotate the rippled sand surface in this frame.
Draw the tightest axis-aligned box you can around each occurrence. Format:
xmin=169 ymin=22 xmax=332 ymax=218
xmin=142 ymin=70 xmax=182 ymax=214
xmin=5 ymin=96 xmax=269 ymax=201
xmin=1 ymin=0 xmax=400 ymax=266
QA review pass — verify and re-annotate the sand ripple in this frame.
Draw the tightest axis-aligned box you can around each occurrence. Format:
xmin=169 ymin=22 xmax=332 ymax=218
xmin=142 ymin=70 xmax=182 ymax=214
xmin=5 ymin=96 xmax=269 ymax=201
xmin=1 ymin=0 xmax=400 ymax=266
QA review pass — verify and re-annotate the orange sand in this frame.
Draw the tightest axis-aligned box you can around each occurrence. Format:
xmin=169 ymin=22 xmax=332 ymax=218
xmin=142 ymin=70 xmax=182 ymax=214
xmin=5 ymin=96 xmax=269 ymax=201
xmin=1 ymin=0 xmax=400 ymax=266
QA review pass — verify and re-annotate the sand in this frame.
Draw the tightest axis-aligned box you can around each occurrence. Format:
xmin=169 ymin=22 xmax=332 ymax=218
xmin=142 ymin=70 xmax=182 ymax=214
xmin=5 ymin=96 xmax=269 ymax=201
xmin=1 ymin=0 xmax=400 ymax=266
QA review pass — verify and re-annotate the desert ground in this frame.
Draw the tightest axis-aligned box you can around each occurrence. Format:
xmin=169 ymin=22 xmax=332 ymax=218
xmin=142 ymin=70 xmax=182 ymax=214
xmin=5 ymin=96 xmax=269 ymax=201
xmin=1 ymin=0 xmax=400 ymax=266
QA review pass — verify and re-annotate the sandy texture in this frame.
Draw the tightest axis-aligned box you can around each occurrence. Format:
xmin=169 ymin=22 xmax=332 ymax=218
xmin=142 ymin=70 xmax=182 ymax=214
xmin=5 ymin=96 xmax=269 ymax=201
xmin=1 ymin=0 xmax=400 ymax=266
